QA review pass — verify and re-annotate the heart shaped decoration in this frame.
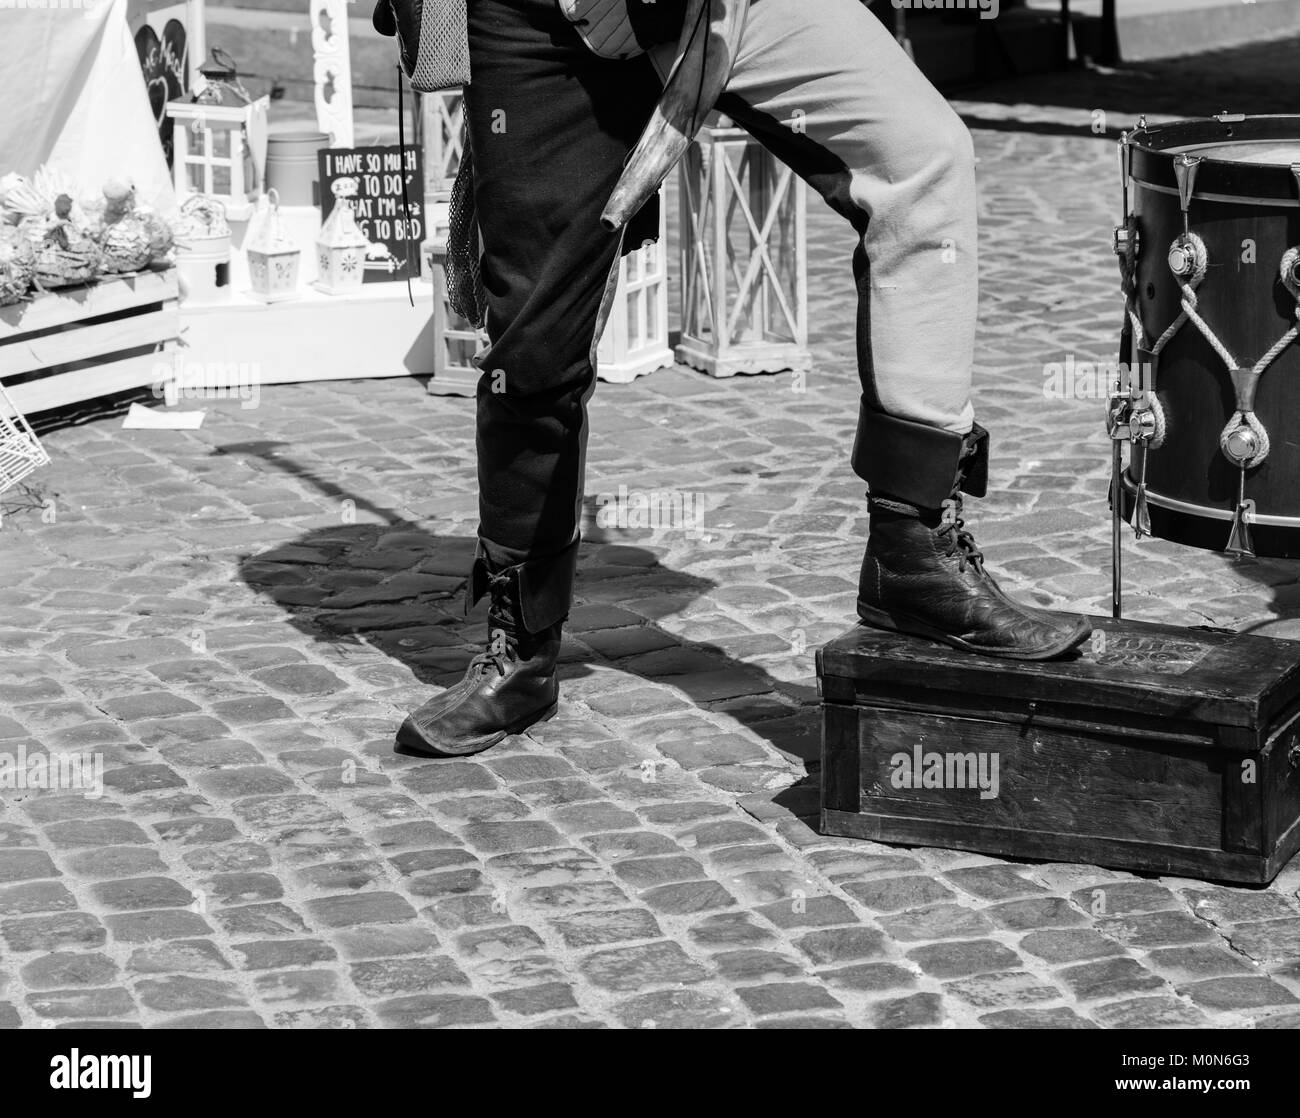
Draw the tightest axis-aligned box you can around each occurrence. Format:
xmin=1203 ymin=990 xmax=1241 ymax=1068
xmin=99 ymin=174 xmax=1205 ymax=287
xmin=146 ymin=75 xmax=169 ymax=126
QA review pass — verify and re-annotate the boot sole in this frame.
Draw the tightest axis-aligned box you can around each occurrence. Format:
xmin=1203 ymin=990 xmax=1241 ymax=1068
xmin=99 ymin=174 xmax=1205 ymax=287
xmin=395 ymin=701 xmax=559 ymax=758
xmin=856 ymin=603 xmax=1091 ymax=662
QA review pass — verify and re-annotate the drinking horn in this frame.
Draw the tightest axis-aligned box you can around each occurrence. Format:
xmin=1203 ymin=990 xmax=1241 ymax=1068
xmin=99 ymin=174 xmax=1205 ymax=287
xmin=600 ymin=0 xmax=750 ymax=232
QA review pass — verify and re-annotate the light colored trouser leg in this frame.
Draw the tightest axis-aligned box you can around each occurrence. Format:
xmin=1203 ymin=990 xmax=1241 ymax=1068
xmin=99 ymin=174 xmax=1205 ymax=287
xmin=655 ymin=0 xmax=978 ymax=434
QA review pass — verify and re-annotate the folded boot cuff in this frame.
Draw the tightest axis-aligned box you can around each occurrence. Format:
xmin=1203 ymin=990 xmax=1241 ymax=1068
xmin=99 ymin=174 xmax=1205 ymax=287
xmin=465 ymin=534 xmax=580 ymax=633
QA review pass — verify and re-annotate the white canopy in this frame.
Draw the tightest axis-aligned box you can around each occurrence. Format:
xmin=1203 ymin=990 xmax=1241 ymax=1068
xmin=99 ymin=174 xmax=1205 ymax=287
xmin=0 ymin=0 xmax=176 ymax=214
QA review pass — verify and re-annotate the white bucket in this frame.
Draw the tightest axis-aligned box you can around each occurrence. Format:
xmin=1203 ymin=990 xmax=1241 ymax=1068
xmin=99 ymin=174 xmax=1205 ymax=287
xmin=175 ymin=231 xmax=233 ymax=305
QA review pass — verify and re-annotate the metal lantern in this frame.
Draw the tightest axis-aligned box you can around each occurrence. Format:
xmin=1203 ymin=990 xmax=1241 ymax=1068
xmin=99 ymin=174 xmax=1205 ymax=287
xmin=195 ymin=47 xmax=248 ymax=98
xmin=313 ymin=177 xmax=371 ymax=295
xmin=246 ymin=189 xmax=301 ymax=303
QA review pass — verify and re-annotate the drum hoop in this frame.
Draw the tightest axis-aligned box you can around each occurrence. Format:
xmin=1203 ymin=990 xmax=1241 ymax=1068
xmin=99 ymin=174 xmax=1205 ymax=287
xmin=1130 ymin=178 xmax=1300 ymax=209
xmin=1127 ymin=116 xmax=1300 ymax=205
xmin=1129 ymin=114 xmax=1300 ymax=150
xmin=1122 ymin=472 xmax=1300 ymax=527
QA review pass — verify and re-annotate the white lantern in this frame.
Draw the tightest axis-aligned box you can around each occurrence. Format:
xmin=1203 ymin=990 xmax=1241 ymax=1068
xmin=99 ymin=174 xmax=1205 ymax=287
xmin=313 ymin=177 xmax=372 ymax=295
xmin=246 ymin=189 xmax=302 ymax=303
xmin=677 ymin=116 xmax=811 ymax=377
xmin=165 ymin=97 xmax=270 ymax=223
xmin=596 ymin=192 xmax=673 ymax=384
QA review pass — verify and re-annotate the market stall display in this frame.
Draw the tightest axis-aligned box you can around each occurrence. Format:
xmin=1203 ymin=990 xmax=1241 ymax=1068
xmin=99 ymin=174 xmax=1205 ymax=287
xmin=145 ymin=19 xmax=438 ymax=379
xmin=0 ymin=167 xmax=176 ymax=297
xmin=0 ymin=168 xmax=179 ymax=418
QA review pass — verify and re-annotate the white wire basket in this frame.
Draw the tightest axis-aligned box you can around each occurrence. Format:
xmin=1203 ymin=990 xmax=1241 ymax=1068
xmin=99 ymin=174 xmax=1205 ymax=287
xmin=0 ymin=379 xmax=50 ymax=496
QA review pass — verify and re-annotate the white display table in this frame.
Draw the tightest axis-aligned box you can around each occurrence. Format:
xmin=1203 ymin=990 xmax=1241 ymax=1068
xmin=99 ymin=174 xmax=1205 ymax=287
xmin=177 ymin=278 xmax=440 ymax=384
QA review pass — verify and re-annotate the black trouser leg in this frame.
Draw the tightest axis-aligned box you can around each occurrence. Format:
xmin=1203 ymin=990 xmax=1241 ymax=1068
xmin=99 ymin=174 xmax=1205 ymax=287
xmin=465 ymin=0 xmax=662 ymax=573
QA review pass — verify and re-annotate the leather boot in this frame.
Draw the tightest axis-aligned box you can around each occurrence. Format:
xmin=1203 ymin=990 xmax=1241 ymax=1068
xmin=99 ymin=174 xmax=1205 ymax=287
xmin=857 ymin=423 xmax=1091 ymax=660
xmin=396 ymin=539 xmax=577 ymax=757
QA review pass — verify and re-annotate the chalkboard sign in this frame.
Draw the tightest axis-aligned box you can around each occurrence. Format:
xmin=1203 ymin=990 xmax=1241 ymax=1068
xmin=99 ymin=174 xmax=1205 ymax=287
xmin=318 ymin=146 xmax=425 ymax=284
xmin=134 ymin=19 xmax=188 ymax=167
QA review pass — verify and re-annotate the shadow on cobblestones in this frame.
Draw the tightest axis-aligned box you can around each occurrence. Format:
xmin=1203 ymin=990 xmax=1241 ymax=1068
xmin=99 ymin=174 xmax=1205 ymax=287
xmin=955 ymin=35 xmax=1300 ymax=138
xmin=227 ymin=441 xmax=822 ymax=773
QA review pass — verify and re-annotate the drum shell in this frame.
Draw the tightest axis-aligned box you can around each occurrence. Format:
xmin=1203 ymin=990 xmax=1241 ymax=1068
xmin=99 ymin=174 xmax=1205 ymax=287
xmin=1127 ymin=163 xmax=1300 ymax=555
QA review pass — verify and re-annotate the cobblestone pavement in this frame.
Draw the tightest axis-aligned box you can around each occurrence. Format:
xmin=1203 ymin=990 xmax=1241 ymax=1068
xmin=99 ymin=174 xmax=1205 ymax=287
xmin=3 ymin=40 xmax=1300 ymax=1030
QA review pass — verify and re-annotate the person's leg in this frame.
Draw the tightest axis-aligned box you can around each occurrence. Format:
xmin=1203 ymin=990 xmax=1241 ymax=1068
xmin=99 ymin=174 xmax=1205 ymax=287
xmin=689 ymin=0 xmax=1088 ymax=657
xmin=469 ymin=0 xmax=661 ymax=564
xmin=399 ymin=0 xmax=663 ymax=754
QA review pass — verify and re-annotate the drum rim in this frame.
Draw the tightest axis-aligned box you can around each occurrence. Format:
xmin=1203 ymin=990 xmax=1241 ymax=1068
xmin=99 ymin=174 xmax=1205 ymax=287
xmin=1127 ymin=115 xmax=1300 ymax=204
xmin=1130 ymin=114 xmax=1300 ymax=151
xmin=1121 ymin=470 xmax=1300 ymax=528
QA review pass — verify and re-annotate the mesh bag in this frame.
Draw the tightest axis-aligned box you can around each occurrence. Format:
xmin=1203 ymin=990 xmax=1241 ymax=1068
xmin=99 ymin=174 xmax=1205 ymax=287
xmin=384 ymin=0 xmax=472 ymax=93
xmin=446 ymin=135 xmax=487 ymax=329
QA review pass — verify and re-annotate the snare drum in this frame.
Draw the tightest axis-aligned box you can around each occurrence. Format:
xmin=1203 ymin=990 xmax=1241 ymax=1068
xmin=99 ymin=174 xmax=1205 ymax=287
xmin=1115 ymin=115 xmax=1300 ymax=558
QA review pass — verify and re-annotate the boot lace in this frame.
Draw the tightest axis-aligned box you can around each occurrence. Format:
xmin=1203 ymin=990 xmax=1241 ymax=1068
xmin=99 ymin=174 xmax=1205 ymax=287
xmin=468 ymin=627 xmax=515 ymax=678
xmin=467 ymin=571 xmax=519 ymax=678
xmin=937 ymin=497 xmax=984 ymax=573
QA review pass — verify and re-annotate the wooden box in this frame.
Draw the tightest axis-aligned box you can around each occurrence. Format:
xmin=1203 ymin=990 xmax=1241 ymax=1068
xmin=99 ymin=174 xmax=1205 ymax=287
xmin=817 ymin=617 xmax=1300 ymax=884
xmin=0 ymin=269 xmax=179 ymax=416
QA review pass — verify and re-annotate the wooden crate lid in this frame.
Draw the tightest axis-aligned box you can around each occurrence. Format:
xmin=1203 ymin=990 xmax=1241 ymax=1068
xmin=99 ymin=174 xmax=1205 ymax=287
xmin=817 ymin=616 xmax=1300 ymax=733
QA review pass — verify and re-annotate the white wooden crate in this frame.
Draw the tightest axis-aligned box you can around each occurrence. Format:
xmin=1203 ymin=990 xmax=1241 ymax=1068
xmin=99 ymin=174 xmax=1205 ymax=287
xmin=0 ymin=269 xmax=180 ymax=415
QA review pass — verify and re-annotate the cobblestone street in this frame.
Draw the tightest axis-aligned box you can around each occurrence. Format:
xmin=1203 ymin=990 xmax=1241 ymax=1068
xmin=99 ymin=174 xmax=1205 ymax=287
xmin=3 ymin=37 xmax=1300 ymax=1030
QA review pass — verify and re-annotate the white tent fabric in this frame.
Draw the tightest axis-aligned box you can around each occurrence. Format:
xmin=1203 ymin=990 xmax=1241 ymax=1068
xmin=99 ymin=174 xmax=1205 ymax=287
xmin=0 ymin=0 xmax=176 ymax=215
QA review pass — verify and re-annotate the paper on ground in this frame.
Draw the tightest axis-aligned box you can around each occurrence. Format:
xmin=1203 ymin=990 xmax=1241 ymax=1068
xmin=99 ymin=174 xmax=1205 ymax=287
xmin=122 ymin=403 xmax=206 ymax=430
